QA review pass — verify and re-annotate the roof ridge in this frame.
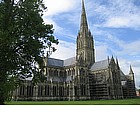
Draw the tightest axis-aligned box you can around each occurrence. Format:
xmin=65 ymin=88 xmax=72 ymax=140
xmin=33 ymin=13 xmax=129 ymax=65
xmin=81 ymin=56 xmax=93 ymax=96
xmin=95 ymin=59 xmax=109 ymax=63
xmin=64 ymin=57 xmax=75 ymax=61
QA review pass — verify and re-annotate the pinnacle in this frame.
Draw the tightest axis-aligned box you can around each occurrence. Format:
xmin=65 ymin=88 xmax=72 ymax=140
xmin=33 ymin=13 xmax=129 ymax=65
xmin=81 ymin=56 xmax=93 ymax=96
xmin=80 ymin=0 xmax=88 ymax=33
xmin=129 ymin=65 xmax=134 ymax=74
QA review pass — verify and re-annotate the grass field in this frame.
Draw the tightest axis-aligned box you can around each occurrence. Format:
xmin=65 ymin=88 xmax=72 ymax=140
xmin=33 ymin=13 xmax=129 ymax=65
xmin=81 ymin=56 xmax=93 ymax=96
xmin=6 ymin=98 xmax=140 ymax=105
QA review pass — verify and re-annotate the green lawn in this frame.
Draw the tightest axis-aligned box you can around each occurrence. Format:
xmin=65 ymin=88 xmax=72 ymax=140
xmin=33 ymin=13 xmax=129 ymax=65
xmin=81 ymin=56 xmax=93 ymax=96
xmin=6 ymin=98 xmax=140 ymax=105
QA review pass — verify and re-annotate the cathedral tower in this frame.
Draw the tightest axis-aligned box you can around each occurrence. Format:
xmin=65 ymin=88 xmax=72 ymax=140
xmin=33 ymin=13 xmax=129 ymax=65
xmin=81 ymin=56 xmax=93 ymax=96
xmin=74 ymin=0 xmax=92 ymax=100
xmin=76 ymin=0 xmax=95 ymax=67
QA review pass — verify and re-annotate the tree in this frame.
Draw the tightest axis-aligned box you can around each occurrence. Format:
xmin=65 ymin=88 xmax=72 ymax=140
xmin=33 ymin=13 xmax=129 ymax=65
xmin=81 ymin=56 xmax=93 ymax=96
xmin=0 ymin=0 xmax=58 ymax=104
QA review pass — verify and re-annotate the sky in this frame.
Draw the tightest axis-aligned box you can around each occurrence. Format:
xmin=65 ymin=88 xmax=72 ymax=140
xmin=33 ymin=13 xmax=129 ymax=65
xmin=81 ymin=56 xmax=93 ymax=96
xmin=42 ymin=0 xmax=140 ymax=88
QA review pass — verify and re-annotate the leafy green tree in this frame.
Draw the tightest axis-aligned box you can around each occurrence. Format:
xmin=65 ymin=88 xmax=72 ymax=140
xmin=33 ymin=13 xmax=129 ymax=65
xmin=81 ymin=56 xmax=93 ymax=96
xmin=0 ymin=0 xmax=58 ymax=104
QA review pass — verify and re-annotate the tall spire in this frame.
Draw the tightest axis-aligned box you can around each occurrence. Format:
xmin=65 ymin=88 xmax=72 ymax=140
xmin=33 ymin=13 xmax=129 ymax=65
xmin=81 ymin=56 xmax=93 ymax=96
xmin=76 ymin=0 xmax=95 ymax=65
xmin=80 ymin=0 xmax=88 ymax=33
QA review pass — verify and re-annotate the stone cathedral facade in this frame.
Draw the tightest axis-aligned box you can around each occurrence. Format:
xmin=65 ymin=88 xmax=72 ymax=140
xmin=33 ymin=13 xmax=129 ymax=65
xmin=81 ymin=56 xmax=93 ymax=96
xmin=13 ymin=1 xmax=136 ymax=101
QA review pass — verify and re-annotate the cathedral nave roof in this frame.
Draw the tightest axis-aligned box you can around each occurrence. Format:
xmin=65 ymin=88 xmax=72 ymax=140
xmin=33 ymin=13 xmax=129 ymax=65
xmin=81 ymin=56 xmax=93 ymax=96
xmin=90 ymin=59 xmax=109 ymax=71
xmin=48 ymin=57 xmax=76 ymax=67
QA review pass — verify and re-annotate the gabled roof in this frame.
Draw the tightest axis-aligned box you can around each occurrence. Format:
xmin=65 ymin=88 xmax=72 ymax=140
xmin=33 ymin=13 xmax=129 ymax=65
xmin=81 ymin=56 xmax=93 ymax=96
xmin=90 ymin=59 xmax=109 ymax=71
xmin=47 ymin=57 xmax=76 ymax=67
xmin=48 ymin=58 xmax=63 ymax=67
xmin=64 ymin=57 xmax=76 ymax=67
xmin=90 ymin=59 xmax=128 ymax=80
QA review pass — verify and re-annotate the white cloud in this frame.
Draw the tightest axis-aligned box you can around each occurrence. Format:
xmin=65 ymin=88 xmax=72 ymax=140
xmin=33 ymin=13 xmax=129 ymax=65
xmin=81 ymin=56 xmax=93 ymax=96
xmin=43 ymin=17 xmax=63 ymax=33
xmin=43 ymin=0 xmax=79 ymax=16
xmin=108 ymin=37 xmax=140 ymax=57
xmin=123 ymin=40 xmax=140 ymax=56
xmin=50 ymin=40 xmax=76 ymax=60
xmin=104 ymin=15 xmax=140 ymax=29
xmin=119 ymin=59 xmax=130 ymax=74
xmin=91 ymin=0 xmax=140 ymax=29
xmin=95 ymin=41 xmax=109 ymax=61
xmin=105 ymin=17 xmax=130 ymax=28
xmin=43 ymin=0 xmax=80 ymax=42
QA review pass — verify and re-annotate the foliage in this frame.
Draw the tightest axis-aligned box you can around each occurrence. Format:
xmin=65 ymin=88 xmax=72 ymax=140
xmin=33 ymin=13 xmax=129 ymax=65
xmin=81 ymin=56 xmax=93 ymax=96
xmin=0 ymin=0 xmax=58 ymax=104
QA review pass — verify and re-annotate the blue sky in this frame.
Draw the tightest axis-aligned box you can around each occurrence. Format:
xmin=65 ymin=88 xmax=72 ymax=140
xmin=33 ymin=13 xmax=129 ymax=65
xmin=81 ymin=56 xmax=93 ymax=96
xmin=43 ymin=0 xmax=140 ymax=88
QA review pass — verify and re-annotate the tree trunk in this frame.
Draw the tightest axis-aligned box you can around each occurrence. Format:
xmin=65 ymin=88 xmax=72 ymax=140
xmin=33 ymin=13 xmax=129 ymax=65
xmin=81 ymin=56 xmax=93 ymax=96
xmin=0 ymin=72 xmax=7 ymax=105
xmin=0 ymin=102 xmax=5 ymax=105
xmin=0 ymin=94 xmax=5 ymax=105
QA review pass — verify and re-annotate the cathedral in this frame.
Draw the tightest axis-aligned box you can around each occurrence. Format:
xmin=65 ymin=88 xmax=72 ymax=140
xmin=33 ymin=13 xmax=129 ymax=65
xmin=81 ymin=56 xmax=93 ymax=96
xmin=13 ymin=0 xmax=136 ymax=101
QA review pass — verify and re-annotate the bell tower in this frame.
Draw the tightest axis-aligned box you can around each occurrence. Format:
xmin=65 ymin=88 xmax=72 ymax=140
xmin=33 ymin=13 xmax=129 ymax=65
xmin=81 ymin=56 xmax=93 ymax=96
xmin=74 ymin=0 xmax=93 ymax=100
xmin=76 ymin=0 xmax=95 ymax=67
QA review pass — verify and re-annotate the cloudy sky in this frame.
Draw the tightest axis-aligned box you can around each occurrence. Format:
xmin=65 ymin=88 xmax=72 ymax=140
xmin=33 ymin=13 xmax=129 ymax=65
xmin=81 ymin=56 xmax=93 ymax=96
xmin=43 ymin=0 xmax=140 ymax=88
